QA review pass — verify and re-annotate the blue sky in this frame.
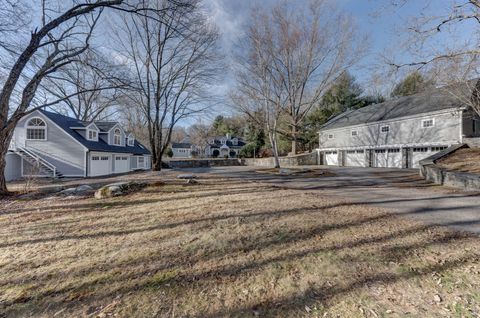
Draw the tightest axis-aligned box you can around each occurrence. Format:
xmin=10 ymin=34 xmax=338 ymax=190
xmin=202 ymin=0 xmax=474 ymax=105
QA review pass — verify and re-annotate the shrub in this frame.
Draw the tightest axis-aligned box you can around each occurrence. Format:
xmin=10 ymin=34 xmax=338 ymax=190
xmin=166 ymin=148 xmax=173 ymax=158
xmin=224 ymin=154 xmax=229 ymax=159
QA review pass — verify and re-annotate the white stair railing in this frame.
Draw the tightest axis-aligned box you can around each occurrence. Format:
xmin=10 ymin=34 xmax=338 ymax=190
xmin=17 ymin=147 xmax=57 ymax=178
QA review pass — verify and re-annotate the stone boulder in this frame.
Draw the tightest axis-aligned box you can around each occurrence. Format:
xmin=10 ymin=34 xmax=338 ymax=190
xmin=59 ymin=184 xmax=94 ymax=196
xmin=94 ymin=181 xmax=146 ymax=199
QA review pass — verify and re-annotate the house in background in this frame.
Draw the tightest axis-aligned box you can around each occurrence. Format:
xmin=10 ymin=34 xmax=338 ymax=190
xmin=5 ymin=110 xmax=151 ymax=181
xmin=318 ymin=83 xmax=480 ymax=169
xmin=171 ymin=142 xmax=196 ymax=158
xmin=205 ymin=134 xmax=246 ymax=158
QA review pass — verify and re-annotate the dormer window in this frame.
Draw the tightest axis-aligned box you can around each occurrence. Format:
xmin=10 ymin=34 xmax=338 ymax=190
xmin=85 ymin=123 xmax=99 ymax=141
xmin=232 ymin=138 xmax=238 ymax=145
xmin=113 ymin=128 xmax=121 ymax=145
xmin=88 ymin=130 xmax=97 ymax=141
xmin=127 ymin=135 xmax=134 ymax=146
xmin=26 ymin=117 xmax=47 ymax=140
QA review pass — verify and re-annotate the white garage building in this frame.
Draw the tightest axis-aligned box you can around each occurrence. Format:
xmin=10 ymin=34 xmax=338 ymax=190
xmin=318 ymin=82 xmax=480 ymax=169
xmin=5 ymin=110 xmax=151 ymax=181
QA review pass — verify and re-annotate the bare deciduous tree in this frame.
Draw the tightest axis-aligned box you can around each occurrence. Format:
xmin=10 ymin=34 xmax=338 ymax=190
xmin=0 ymin=0 xmax=188 ymax=194
xmin=231 ymin=9 xmax=285 ymax=168
xmin=385 ymin=1 xmax=480 ymax=115
xmin=43 ymin=50 xmax=128 ymax=121
xmin=113 ymin=0 xmax=221 ymax=170
xmin=256 ymin=1 xmax=364 ymax=154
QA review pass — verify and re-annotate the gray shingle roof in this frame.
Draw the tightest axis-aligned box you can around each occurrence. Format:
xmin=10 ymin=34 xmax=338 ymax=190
xmin=321 ymin=83 xmax=471 ymax=131
xmin=171 ymin=142 xmax=192 ymax=149
xmin=95 ymin=121 xmax=117 ymax=132
xmin=40 ymin=110 xmax=151 ymax=155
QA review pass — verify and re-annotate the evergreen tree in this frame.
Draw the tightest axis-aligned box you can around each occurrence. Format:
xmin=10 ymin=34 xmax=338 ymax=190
xmin=300 ymin=72 xmax=384 ymax=149
xmin=391 ymin=71 xmax=435 ymax=98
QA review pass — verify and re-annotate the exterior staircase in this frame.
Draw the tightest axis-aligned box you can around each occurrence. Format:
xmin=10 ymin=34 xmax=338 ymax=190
xmin=14 ymin=147 xmax=63 ymax=179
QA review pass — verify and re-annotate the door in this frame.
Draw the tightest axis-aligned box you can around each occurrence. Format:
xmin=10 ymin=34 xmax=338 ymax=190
xmin=114 ymin=155 xmax=129 ymax=173
xmin=412 ymin=146 xmax=447 ymax=168
xmin=386 ymin=149 xmax=402 ymax=168
xmin=374 ymin=149 xmax=387 ymax=167
xmin=345 ymin=150 xmax=365 ymax=167
xmin=90 ymin=155 xmax=110 ymax=176
xmin=325 ymin=151 xmax=338 ymax=166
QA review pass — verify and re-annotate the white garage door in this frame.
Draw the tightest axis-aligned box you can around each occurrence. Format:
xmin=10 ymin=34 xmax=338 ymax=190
xmin=325 ymin=151 xmax=338 ymax=166
xmin=114 ymin=156 xmax=129 ymax=173
xmin=386 ymin=149 xmax=402 ymax=168
xmin=374 ymin=149 xmax=402 ymax=168
xmin=90 ymin=155 xmax=110 ymax=176
xmin=412 ymin=146 xmax=447 ymax=168
xmin=345 ymin=150 xmax=365 ymax=167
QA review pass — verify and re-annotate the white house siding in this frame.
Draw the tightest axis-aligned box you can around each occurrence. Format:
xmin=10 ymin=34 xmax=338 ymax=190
xmin=172 ymin=148 xmax=191 ymax=158
xmin=17 ymin=113 xmax=86 ymax=176
xmin=5 ymin=153 xmax=22 ymax=181
xmin=319 ymin=110 xmax=462 ymax=169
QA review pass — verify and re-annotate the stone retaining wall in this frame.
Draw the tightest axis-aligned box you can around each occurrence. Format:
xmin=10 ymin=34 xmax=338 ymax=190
xmin=165 ymin=158 xmax=243 ymax=168
xmin=421 ymin=164 xmax=480 ymax=191
xmin=419 ymin=143 xmax=480 ymax=191
xmin=243 ymin=152 xmax=318 ymax=167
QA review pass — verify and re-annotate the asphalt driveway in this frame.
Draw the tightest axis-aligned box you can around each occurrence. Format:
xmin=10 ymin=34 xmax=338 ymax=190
xmin=179 ymin=166 xmax=480 ymax=234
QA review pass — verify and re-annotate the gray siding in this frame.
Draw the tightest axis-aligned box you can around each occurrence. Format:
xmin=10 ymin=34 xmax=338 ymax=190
xmin=16 ymin=113 xmax=86 ymax=175
xmin=320 ymin=110 xmax=462 ymax=149
xmin=5 ymin=153 xmax=22 ymax=181
xmin=33 ymin=151 xmax=84 ymax=176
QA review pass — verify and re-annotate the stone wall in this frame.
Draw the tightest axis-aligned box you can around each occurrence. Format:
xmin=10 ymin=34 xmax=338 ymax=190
xmin=419 ymin=143 xmax=480 ymax=191
xmin=243 ymin=152 xmax=319 ymax=167
xmin=165 ymin=158 xmax=243 ymax=168
xmin=421 ymin=164 xmax=480 ymax=191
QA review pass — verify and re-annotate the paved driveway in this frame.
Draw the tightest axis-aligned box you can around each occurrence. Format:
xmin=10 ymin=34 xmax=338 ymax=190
xmin=179 ymin=166 xmax=480 ymax=234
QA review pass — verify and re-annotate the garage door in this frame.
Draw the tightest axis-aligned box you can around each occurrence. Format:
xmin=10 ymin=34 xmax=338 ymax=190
xmin=90 ymin=155 xmax=110 ymax=176
xmin=325 ymin=151 xmax=338 ymax=166
xmin=345 ymin=150 xmax=365 ymax=167
xmin=374 ymin=149 xmax=402 ymax=168
xmin=412 ymin=146 xmax=447 ymax=168
xmin=114 ymin=156 xmax=129 ymax=173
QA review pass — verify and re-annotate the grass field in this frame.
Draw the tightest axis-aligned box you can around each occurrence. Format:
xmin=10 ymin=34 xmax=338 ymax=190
xmin=1 ymin=173 xmax=480 ymax=317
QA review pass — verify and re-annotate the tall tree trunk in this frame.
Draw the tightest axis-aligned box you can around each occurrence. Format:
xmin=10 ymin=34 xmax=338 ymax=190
xmin=152 ymin=153 xmax=162 ymax=171
xmin=0 ymin=128 xmax=14 ymax=195
xmin=291 ymin=124 xmax=297 ymax=155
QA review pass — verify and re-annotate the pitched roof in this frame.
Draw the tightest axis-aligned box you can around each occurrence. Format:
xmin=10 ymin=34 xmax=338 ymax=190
xmin=171 ymin=142 xmax=192 ymax=149
xmin=321 ymin=83 xmax=471 ymax=131
xmin=95 ymin=121 xmax=118 ymax=132
xmin=39 ymin=110 xmax=150 ymax=155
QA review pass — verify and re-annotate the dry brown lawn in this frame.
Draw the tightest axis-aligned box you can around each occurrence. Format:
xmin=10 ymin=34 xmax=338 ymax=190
xmin=437 ymin=148 xmax=480 ymax=174
xmin=1 ymin=173 xmax=480 ymax=317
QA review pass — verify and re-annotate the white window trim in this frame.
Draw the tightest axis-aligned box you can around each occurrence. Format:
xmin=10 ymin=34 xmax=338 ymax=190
xmin=127 ymin=136 xmax=135 ymax=146
xmin=380 ymin=125 xmax=390 ymax=133
xmin=87 ymin=129 xmax=98 ymax=141
xmin=25 ymin=117 xmax=47 ymax=141
xmin=421 ymin=118 xmax=435 ymax=128
xmin=113 ymin=128 xmax=122 ymax=146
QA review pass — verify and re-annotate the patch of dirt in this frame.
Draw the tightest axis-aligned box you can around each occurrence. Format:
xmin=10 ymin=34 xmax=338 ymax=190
xmin=1 ymin=174 xmax=480 ymax=317
xmin=437 ymin=148 xmax=480 ymax=174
